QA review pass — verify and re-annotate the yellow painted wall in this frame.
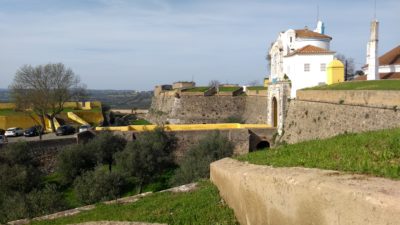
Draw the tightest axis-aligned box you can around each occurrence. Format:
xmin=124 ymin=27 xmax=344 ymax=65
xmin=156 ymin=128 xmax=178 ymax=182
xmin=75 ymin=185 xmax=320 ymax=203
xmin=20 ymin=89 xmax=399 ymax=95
xmin=96 ymin=123 xmax=270 ymax=132
xmin=0 ymin=115 xmax=40 ymax=130
xmin=327 ymin=60 xmax=345 ymax=85
xmin=74 ymin=111 xmax=104 ymax=125
xmin=67 ymin=112 xmax=89 ymax=125
xmin=264 ymin=78 xmax=269 ymax=87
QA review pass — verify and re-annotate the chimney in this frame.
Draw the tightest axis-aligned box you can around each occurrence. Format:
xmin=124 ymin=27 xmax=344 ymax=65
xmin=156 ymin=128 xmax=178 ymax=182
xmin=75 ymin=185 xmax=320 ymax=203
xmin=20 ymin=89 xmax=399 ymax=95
xmin=366 ymin=20 xmax=380 ymax=80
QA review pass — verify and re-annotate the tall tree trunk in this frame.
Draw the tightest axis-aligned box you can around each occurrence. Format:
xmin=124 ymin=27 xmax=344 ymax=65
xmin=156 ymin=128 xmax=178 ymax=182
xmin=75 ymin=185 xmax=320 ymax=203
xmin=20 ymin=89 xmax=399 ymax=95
xmin=39 ymin=114 xmax=46 ymax=140
xmin=138 ymin=179 xmax=144 ymax=194
xmin=108 ymin=162 xmax=112 ymax=172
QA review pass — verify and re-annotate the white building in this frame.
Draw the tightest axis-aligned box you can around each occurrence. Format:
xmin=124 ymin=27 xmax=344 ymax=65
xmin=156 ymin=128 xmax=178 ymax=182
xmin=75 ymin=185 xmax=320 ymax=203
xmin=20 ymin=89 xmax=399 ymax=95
xmin=269 ymin=21 xmax=335 ymax=97
xmin=359 ymin=45 xmax=400 ymax=80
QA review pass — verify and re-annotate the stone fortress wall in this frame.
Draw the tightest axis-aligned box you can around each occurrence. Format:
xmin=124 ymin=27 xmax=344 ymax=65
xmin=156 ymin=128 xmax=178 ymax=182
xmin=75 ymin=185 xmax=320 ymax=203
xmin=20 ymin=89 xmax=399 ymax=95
xmin=280 ymin=90 xmax=400 ymax=144
xmin=147 ymin=84 xmax=269 ymax=125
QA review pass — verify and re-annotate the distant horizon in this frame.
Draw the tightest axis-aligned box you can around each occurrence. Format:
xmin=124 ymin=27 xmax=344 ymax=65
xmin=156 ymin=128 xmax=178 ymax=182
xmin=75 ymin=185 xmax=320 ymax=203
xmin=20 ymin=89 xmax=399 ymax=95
xmin=0 ymin=0 xmax=399 ymax=90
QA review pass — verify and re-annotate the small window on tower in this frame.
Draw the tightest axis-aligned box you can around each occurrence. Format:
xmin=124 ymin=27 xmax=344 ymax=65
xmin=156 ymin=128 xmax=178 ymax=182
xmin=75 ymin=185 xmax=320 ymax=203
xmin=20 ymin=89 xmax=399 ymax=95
xmin=290 ymin=37 xmax=293 ymax=43
xmin=304 ymin=63 xmax=310 ymax=72
xmin=320 ymin=63 xmax=326 ymax=72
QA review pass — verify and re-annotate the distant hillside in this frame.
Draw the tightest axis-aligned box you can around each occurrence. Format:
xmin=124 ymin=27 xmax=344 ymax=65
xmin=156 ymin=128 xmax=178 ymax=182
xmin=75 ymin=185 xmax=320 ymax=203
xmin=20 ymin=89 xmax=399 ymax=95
xmin=0 ymin=89 xmax=10 ymax=102
xmin=0 ymin=89 xmax=153 ymax=109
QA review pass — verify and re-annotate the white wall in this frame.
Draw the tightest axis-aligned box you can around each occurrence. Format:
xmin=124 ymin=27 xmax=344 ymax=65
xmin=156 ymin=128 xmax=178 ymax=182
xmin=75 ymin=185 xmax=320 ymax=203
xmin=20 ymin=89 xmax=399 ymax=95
xmin=284 ymin=54 xmax=334 ymax=98
xmin=294 ymin=38 xmax=330 ymax=50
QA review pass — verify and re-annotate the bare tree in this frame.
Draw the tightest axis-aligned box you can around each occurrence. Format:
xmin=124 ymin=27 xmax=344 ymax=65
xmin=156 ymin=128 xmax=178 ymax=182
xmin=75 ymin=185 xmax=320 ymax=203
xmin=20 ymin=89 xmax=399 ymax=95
xmin=10 ymin=63 xmax=86 ymax=132
xmin=336 ymin=54 xmax=355 ymax=81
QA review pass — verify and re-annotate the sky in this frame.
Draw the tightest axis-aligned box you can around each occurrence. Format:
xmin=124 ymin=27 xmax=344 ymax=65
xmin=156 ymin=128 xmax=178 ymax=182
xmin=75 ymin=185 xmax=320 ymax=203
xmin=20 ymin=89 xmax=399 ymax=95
xmin=0 ymin=0 xmax=399 ymax=90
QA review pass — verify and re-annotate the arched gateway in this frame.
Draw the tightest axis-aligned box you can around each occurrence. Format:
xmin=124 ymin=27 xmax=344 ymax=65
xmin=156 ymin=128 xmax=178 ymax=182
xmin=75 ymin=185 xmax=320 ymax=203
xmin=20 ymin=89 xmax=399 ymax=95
xmin=267 ymin=81 xmax=291 ymax=135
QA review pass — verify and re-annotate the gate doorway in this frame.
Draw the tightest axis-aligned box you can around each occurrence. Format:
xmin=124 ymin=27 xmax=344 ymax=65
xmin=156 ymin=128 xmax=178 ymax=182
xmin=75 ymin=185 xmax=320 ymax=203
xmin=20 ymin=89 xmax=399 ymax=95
xmin=272 ymin=97 xmax=278 ymax=127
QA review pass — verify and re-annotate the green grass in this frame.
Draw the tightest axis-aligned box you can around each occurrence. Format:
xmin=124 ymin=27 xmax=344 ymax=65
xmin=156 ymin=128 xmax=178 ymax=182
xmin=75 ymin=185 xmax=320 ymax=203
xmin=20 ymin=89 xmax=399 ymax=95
xmin=305 ymin=80 xmax=400 ymax=90
xmin=247 ymin=86 xmax=267 ymax=91
xmin=218 ymin=87 xmax=241 ymax=92
xmin=182 ymin=87 xmax=210 ymax=93
xmin=130 ymin=119 xmax=152 ymax=125
xmin=0 ymin=109 xmax=29 ymax=116
xmin=31 ymin=180 xmax=238 ymax=225
xmin=237 ymin=128 xmax=400 ymax=180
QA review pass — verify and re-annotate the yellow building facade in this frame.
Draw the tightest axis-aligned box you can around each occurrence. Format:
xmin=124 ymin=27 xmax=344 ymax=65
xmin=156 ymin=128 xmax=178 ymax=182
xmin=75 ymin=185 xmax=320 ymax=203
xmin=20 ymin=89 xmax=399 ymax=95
xmin=326 ymin=59 xmax=345 ymax=85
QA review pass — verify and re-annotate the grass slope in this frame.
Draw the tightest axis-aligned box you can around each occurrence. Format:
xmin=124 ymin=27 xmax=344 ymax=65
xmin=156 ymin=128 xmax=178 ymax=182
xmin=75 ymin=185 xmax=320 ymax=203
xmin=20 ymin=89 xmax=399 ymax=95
xmin=305 ymin=80 xmax=400 ymax=90
xmin=31 ymin=181 xmax=238 ymax=225
xmin=218 ymin=87 xmax=241 ymax=92
xmin=237 ymin=128 xmax=400 ymax=179
xmin=247 ymin=86 xmax=267 ymax=91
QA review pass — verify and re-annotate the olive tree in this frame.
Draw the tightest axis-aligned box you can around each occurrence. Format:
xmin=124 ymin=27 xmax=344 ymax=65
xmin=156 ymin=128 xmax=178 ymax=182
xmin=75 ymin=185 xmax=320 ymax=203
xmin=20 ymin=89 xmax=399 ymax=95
xmin=10 ymin=63 xmax=86 ymax=132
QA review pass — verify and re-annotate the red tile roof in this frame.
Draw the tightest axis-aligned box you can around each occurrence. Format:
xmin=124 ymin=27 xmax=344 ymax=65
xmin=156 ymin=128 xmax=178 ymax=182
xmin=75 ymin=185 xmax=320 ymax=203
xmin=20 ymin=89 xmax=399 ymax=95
xmin=353 ymin=72 xmax=400 ymax=81
xmin=285 ymin=45 xmax=335 ymax=57
xmin=295 ymin=29 xmax=332 ymax=40
xmin=379 ymin=45 xmax=400 ymax=66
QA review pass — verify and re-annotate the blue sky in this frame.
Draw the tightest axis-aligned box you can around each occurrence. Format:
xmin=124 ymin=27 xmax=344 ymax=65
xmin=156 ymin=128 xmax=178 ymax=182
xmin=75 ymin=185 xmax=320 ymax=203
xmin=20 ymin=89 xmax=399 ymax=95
xmin=0 ymin=0 xmax=399 ymax=90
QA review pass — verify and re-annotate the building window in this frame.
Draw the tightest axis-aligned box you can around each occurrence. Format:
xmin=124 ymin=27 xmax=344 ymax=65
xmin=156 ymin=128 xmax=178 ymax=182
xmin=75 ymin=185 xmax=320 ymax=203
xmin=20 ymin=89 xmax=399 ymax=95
xmin=304 ymin=63 xmax=310 ymax=72
xmin=290 ymin=37 xmax=293 ymax=43
xmin=320 ymin=63 xmax=326 ymax=72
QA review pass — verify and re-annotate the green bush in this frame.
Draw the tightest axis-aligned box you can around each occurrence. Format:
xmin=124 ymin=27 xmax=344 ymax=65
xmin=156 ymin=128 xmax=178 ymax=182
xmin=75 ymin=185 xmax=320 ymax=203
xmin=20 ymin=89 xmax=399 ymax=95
xmin=116 ymin=128 xmax=176 ymax=193
xmin=74 ymin=167 xmax=126 ymax=205
xmin=173 ymin=131 xmax=234 ymax=185
xmin=57 ymin=144 xmax=97 ymax=184
xmin=0 ymin=191 xmax=26 ymax=223
xmin=87 ymin=132 xmax=127 ymax=172
xmin=25 ymin=184 xmax=66 ymax=218
xmin=0 ymin=142 xmax=41 ymax=193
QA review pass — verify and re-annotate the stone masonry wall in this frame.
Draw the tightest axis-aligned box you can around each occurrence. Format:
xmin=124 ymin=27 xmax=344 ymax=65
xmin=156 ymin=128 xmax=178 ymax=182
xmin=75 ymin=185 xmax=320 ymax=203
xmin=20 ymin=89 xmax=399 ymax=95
xmin=0 ymin=138 xmax=76 ymax=173
xmin=147 ymin=95 xmax=268 ymax=125
xmin=129 ymin=129 xmax=250 ymax=162
xmin=297 ymin=90 xmax=400 ymax=108
xmin=210 ymin=158 xmax=400 ymax=225
xmin=280 ymin=100 xmax=400 ymax=144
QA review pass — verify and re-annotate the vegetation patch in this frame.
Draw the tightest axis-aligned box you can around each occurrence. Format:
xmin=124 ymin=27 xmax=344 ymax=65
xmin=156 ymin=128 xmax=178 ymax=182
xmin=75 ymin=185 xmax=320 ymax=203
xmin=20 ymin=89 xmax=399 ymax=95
xmin=218 ymin=87 xmax=241 ymax=92
xmin=0 ymin=109 xmax=28 ymax=116
xmin=247 ymin=86 xmax=267 ymax=91
xmin=131 ymin=119 xmax=152 ymax=125
xmin=237 ymin=128 xmax=400 ymax=180
xmin=304 ymin=80 xmax=400 ymax=91
xmin=181 ymin=87 xmax=210 ymax=93
xmin=31 ymin=181 xmax=238 ymax=225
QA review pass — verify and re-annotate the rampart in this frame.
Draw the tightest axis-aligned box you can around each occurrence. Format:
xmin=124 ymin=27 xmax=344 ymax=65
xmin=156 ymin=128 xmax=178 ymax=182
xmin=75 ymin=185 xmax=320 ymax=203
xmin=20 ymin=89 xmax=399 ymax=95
xmin=210 ymin=158 xmax=400 ymax=225
xmin=280 ymin=90 xmax=400 ymax=144
xmin=147 ymin=95 xmax=268 ymax=124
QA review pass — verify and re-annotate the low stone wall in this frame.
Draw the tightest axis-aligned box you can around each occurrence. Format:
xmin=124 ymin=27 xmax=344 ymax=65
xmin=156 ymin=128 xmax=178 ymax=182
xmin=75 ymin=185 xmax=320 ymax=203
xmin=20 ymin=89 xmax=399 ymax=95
xmin=280 ymin=100 xmax=400 ymax=144
xmin=297 ymin=90 xmax=400 ymax=108
xmin=210 ymin=158 xmax=400 ymax=225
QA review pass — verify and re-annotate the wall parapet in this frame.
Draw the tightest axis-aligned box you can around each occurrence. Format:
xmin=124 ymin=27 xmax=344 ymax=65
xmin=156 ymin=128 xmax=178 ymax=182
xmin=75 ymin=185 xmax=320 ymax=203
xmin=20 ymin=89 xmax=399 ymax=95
xmin=297 ymin=90 xmax=400 ymax=108
xmin=210 ymin=158 xmax=400 ymax=225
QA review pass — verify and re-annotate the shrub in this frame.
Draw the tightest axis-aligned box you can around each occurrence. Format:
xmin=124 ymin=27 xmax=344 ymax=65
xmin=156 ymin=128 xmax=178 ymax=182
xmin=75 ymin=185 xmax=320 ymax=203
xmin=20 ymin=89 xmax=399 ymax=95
xmin=74 ymin=167 xmax=126 ymax=205
xmin=116 ymin=128 xmax=176 ymax=193
xmin=57 ymin=144 xmax=97 ymax=184
xmin=173 ymin=131 xmax=234 ymax=185
xmin=25 ymin=184 xmax=66 ymax=218
xmin=0 ymin=191 xmax=26 ymax=223
xmin=0 ymin=142 xmax=41 ymax=193
xmin=87 ymin=132 xmax=127 ymax=172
